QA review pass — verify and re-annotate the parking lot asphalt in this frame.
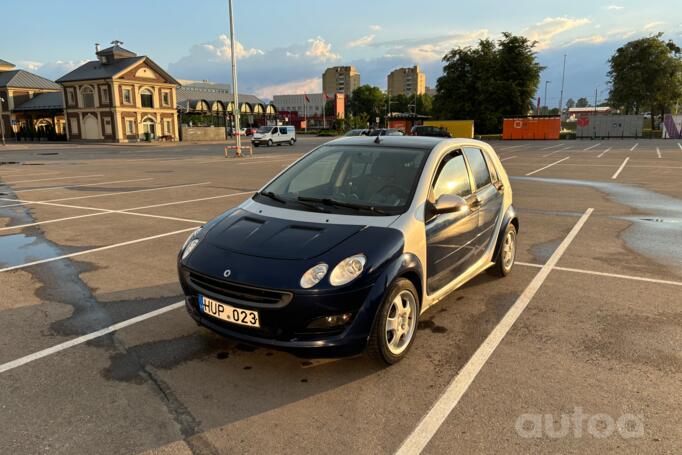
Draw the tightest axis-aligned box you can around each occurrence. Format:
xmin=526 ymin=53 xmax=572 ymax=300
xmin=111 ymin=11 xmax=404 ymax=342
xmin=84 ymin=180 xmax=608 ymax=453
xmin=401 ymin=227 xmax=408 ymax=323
xmin=1 ymin=137 xmax=681 ymax=454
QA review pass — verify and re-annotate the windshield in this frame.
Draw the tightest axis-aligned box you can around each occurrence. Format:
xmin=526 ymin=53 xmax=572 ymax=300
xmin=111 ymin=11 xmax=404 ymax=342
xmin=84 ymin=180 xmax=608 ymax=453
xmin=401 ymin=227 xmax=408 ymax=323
xmin=257 ymin=126 xmax=273 ymax=133
xmin=256 ymin=145 xmax=429 ymax=215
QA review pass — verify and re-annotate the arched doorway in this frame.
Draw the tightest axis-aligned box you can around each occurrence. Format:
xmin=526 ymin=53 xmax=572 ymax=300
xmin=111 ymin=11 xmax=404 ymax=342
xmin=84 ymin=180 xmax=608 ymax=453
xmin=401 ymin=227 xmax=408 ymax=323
xmin=142 ymin=116 xmax=156 ymax=139
xmin=82 ymin=114 xmax=99 ymax=140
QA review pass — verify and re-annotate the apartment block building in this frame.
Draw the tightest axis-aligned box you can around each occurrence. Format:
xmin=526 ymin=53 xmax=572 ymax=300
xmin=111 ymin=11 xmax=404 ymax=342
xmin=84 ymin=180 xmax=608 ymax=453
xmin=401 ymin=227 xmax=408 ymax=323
xmin=322 ymin=66 xmax=360 ymax=97
xmin=387 ymin=65 xmax=426 ymax=96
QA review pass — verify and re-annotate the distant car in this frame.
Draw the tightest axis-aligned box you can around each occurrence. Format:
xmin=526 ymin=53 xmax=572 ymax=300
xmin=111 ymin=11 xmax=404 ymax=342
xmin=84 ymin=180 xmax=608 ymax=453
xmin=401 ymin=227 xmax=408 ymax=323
xmin=178 ymin=136 xmax=517 ymax=364
xmin=244 ymin=127 xmax=257 ymax=136
xmin=411 ymin=125 xmax=451 ymax=138
xmin=345 ymin=129 xmax=367 ymax=136
xmin=252 ymin=125 xmax=296 ymax=147
xmin=367 ymin=128 xmax=404 ymax=136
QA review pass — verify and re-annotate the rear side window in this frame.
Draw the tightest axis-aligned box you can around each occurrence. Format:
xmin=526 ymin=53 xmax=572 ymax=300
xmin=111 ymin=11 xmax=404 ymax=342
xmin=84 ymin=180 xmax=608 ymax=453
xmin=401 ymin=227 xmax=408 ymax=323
xmin=463 ymin=148 xmax=491 ymax=189
xmin=279 ymin=127 xmax=288 ymax=134
xmin=481 ymin=150 xmax=500 ymax=183
xmin=432 ymin=152 xmax=472 ymax=200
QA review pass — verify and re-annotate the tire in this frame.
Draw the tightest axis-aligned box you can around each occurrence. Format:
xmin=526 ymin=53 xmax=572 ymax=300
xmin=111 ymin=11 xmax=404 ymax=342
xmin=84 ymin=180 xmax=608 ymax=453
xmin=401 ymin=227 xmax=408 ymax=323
xmin=289 ymin=138 xmax=295 ymax=146
xmin=267 ymin=139 xmax=273 ymax=147
xmin=488 ymin=223 xmax=517 ymax=277
xmin=253 ymin=143 xmax=259 ymax=148
xmin=367 ymin=278 xmax=419 ymax=365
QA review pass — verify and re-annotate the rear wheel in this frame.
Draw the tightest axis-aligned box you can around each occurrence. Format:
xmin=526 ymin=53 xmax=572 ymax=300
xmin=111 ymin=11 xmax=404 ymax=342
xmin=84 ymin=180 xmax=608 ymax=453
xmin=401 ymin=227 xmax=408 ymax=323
xmin=289 ymin=138 xmax=295 ymax=146
xmin=367 ymin=278 xmax=419 ymax=365
xmin=488 ymin=223 xmax=516 ymax=277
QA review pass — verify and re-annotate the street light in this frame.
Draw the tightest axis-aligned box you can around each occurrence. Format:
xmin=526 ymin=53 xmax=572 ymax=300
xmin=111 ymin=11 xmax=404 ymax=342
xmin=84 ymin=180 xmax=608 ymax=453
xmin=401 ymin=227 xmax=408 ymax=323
xmin=0 ymin=97 xmax=6 ymax=146
xmin=543 ymin=81 xmax=551 ymax=115
xmin=227 ymin=0 xmax=241 ymax=156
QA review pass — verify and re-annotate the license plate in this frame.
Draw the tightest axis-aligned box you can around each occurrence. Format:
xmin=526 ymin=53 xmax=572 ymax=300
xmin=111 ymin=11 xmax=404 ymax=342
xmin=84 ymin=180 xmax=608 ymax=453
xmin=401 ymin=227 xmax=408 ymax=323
xmin=198 ymin=295 xmax=260 ymax=328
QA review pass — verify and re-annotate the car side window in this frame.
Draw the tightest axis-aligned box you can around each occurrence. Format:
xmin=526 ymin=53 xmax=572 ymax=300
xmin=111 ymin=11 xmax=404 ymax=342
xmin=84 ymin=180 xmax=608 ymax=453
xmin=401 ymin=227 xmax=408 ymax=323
xmin=279 ymin=127 xmax=287 ymax=134
xmin=463 ymin=148 xmax=492 ymax=190
xmin=481 ymin=150 xmax=500 ymax=183
xmin=432 ymin=152 xmax=472 ymax=200
xmin=271 ymin=127 xmax=277 ymax=134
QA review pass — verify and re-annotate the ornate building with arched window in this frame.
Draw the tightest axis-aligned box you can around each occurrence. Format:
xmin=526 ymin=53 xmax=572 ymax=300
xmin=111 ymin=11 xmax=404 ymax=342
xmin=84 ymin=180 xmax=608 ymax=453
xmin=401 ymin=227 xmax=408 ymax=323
xmin=57 ymin=42 xmax=179 ymax=142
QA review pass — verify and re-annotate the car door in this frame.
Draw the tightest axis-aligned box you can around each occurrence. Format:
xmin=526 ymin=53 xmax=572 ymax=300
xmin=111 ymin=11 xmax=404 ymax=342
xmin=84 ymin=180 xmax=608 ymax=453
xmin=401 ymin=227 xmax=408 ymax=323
xmin=279 ymin=127 xmax=288 ymax=142
xmin=462 ymin=147 xmax=503 ymax=258
xmin=425 ymin=150 xmax=480 ymax=294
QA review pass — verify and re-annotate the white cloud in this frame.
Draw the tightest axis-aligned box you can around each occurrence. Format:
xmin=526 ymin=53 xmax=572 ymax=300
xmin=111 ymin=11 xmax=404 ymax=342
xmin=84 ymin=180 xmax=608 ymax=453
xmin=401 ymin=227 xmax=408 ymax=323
xmin=304 ymin=37 xmax=340 ymax=62
xmin=201 ymin=34 xmax=264 ymax=61
xmin=562 ymin=35 xmax=607 ymax=47
xmin=19 ymin=59 xmax=89 ymax=80
xmin=643 ymin=21 xmax=665 ymax=31
xmin=348 ymin=34 xmax=376 ymax=48
xmin=369 ymin=24 xmax=382 ymax=31
xmin=252 ymin=77 xmax=322 ymax=100
xmin=523 ymin=17 xmax=591 ymax=49
xmin=401 ymin=29 xmax=490 ymax=62
xmin=605 ymin=4 xmax=624 ymax=10
xmin=17 ymin=60 xmax=43 ymax=71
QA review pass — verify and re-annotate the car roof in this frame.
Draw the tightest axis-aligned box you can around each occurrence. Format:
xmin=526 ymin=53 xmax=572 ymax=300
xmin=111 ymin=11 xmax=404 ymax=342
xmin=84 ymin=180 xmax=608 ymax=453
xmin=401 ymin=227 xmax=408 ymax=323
xmin=326 ymin=136 xmax=445 ymax=149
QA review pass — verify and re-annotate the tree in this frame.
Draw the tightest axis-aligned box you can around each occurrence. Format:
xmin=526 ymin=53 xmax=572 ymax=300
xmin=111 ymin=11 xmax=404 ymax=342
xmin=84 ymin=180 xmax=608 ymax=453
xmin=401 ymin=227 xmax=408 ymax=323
xmin=576 ymin=97 xmax=590 ymax=108
xmin=350 ymin=85 xmax=385 ymax=124
xmin=433 ymin=33 xmax=543 ymax=133
xmin=608 ymin=33 xmax=682 ymax=127
xmin=566 ymin=98 xmax=576 ymax=109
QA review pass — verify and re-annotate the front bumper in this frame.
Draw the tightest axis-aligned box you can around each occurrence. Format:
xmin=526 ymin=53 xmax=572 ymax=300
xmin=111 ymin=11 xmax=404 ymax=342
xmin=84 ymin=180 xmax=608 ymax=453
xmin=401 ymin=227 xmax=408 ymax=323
xmin=179 ymin=266 xmax=384 ymax=358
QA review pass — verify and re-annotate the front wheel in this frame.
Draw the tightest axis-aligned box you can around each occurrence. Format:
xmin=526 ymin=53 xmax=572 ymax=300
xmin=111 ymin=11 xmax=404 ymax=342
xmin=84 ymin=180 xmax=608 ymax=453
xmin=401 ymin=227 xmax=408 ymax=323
xmin=267 ymin=139 xmax=273 ymax=147
xmin=367 ymin=278 xmax=419 ymax=365
xmin=252 ymin=143 xmax=259 ymax=148
xmin=488 ymin=223 xmax=517 ymax=277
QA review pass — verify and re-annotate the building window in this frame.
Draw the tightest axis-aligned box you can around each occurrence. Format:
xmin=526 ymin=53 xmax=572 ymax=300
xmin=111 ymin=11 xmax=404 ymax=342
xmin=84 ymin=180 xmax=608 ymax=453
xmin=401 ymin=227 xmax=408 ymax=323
xmin=69 ymin=117 xmax=79 ymax=135
xmin=162 ymin=91 xmax=170 ymax=107
xmin=123 ymin=88 xmax=132 ymax=104
xmin=126 ymin=119 xmax=135 ymax=135
xmin=164 ymin=119 xmax=172 ymax=135
xmin=103 ymin=118 xmax=112 ymax=135
xmin=140 ymin=88 xmax=154 ymax=108
xmin=101 ymin=86 xmax=110 ymax=104
xmin=82 ymin=86 xmax=95 ymax=108
xmin=66 ymin=88 xmax=75 ymax=106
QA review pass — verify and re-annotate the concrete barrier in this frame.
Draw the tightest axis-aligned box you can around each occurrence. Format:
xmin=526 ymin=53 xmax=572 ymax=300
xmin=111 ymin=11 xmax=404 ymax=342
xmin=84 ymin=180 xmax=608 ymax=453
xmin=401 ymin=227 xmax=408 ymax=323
xmin=180 ymin=126 xmax=226 ymax=141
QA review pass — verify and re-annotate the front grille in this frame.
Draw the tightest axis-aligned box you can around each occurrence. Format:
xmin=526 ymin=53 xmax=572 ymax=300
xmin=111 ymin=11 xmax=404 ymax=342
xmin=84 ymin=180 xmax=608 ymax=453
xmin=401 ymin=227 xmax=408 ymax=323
xmin=188 ymin=271 xmax=293 ymax=308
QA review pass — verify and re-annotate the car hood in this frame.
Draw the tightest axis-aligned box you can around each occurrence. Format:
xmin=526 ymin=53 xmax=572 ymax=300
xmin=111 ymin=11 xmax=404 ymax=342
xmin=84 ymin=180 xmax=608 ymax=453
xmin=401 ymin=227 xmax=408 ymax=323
xmin=203 ymin=209 xmax=365 ymax=260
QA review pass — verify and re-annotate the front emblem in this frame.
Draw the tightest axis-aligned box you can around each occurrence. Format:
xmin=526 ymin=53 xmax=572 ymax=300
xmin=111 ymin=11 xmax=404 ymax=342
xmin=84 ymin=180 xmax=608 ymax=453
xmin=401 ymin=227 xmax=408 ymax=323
xmin=223 ymin=269 xmax=232 ymax=278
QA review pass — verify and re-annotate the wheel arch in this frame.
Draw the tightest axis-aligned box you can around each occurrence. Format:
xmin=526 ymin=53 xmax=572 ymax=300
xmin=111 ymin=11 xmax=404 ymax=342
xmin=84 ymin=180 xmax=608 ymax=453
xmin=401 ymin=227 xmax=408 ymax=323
xmin=493 ymin=205 xmax=519 ymax=261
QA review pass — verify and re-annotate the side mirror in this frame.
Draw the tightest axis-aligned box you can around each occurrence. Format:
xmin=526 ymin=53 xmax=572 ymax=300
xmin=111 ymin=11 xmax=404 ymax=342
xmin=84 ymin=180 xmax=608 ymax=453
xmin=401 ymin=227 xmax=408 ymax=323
xmin=432 ymin=194 xmax=469 ymax=215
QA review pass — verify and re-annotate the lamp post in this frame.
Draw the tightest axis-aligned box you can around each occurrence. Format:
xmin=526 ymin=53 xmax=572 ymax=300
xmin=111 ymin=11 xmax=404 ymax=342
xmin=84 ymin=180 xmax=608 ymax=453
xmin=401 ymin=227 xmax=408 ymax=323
xmin=0 ymin=97 xmax=6 ymax=146
xmin=558 ymin=54 xmax=566 ymax=119
xmin=543 ymin=81 xmax=551 ymax=115
xmin=227 ymin=0 xmax=241 ymax=155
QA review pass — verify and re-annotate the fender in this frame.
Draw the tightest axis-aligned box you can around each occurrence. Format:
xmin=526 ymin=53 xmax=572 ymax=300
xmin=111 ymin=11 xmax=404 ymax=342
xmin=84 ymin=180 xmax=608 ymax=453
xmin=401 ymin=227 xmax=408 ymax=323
xmin=492 ymin=204 xmax=519 ymax=261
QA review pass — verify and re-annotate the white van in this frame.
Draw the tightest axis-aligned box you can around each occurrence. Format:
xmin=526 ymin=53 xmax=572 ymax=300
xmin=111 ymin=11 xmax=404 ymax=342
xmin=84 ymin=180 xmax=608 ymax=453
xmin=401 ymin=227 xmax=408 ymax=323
xmin=252 ymin=125 xmax=296 ymax=147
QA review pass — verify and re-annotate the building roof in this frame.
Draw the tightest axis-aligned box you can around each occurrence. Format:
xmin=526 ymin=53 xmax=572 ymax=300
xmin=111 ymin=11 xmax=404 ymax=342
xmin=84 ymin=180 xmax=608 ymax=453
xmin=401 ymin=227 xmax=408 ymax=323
xmin=176 ymin=85 xmax=265 ymax=109
xmin=0 ymin=58 xmax=15 ymax=68
xmin=12 ymin=91 xmax=64 ymax=111
xmin=0 ymin=70 xmax=60 ymax=90
xmin=57 ymin=55 xmax=179 ymax=85
xmin=96 ymin=44 xmax=137 ymax=60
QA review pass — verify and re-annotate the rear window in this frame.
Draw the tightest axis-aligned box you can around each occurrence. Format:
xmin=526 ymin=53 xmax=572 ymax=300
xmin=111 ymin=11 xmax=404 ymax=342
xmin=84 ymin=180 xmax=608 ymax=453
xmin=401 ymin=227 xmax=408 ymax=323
xmin=463 ymin=148 xmax=491 ymax=189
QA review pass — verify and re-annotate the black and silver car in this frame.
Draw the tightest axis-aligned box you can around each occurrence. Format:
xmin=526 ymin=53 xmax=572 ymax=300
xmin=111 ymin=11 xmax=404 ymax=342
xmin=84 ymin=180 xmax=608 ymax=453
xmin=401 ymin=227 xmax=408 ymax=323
xmin=178 ymin=136 xmax=517 ymax=364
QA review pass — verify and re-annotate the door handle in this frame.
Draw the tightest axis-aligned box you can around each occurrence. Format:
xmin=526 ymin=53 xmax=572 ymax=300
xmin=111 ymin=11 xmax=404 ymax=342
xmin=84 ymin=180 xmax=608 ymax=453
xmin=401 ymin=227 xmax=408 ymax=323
xmin=469 ymin=197 xmax=481 ymax=209
xmin=494 ymin=181 xmax=504 ymax=191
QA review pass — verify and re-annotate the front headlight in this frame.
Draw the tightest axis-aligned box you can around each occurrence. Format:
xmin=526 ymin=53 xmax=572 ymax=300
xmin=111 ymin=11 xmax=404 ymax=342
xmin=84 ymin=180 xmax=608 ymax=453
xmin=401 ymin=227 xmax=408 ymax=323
xmin=300 ymin=263 xmax=328 ymax=289
xmin=329 ymin=254 xmax=366 ymax=286
xmin=180 ymin=227 xmax=203 ymax=260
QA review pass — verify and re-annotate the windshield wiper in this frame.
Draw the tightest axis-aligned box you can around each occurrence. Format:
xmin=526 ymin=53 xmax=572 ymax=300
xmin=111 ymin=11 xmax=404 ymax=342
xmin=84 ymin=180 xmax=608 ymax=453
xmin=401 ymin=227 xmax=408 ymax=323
xmin=297 ymin=196 xmax=390 ymax=215
xmin=257 ymin=191 xmax=286 ymax=204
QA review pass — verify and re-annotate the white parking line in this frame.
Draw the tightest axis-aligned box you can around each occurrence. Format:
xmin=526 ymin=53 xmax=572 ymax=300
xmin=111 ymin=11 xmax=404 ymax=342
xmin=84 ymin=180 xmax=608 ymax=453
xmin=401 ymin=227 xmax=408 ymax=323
xmin=1 ymin=174 xmax=103 ymax=185
xmin=0 ymin=191 xmax=254 ymax=232
xmin=0 ymin=227 xmax=199 ymax=274
xmin=611 ymin=157 xmax=629 ymax=179
xmin=678 ymin=142 xmax=682 ymax=150
xmin=630 ymin=143 xmax=639 ymax=152
xmin=657 ymin=147 xmax=662 ymax=159
xmin=500 ymin=156 xmax=516 ymax=162
xmin=0 ymin=302 xmax=185 ymax=374
xmin=516 ymin=262 xmax=682 ymax=287
xmin=236 ymin=158 xmax=295 ymax=165
xmin=597 ymin=147 xmax=612 ymax=158
xmin=0 ymin=182 xmax=211 ymax=208
xmin=0 ymin=171 xmax=59 ymax=178
xmin=396 ymin=208 xmax=594 ymax=455
xmin=583 ymin=142 xmax=601 ymax=151
xmin=12 ymin=178 xmax=153 ymax=194
xmin=499 ymin=144 xmax=526 ymax=150
xmin=525 ymin=157 xmax=570 ymax=176
xmin=540 ymin=143 xmax=564 ymax=150
xmin=542 ymin=145 xmax=571 ymax=157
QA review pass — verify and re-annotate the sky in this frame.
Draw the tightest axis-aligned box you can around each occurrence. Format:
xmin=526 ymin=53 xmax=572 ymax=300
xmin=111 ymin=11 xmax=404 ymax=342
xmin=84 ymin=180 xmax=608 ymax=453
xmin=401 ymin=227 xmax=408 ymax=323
xmin=2 ymin=0 xmax=681 ymax=105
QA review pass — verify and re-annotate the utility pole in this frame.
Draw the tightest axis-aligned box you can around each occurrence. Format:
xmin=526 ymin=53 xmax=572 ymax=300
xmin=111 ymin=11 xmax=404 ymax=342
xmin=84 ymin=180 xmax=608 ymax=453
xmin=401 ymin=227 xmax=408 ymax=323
xmin=228 ymin=0 xmax=241 ymax=156
xmin=558 ymin=54 xmax=566 ymax=119
xmin=543 ymin=81 xmax=551 ymax=115
xmin=0 ymin=97 xmax=6 ymax=146
xmin=594 ymin=87 xmax=598 ymax=113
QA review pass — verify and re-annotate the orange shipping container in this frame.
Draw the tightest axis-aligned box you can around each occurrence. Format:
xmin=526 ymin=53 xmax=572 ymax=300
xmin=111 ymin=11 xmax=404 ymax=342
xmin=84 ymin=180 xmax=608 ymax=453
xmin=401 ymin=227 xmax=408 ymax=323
xmin=502 ymin=117 xmax=560 ymax=140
